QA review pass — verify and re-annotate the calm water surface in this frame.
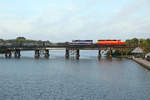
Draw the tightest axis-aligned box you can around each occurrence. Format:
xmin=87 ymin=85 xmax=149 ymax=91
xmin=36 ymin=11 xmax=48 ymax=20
xmin=0 ymin=50 xmax=150 ymax=100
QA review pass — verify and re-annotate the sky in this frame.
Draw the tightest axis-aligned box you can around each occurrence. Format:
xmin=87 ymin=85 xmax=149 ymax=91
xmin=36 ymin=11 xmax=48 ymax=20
xmin=0 ymin=0 xmax=150 ymax=42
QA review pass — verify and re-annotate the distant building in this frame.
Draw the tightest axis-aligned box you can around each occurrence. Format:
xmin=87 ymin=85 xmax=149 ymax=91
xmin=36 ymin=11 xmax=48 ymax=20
xmin=132 ymin=47 xmax=144 ymax=58
xmin=132 ymin=47 xmax=144 ymax=54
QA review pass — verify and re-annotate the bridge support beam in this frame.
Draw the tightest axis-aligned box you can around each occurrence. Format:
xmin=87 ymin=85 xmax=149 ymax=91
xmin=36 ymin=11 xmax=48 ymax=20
xmin=5 ymin=50 xmax=12 ymax=58
xmin=35 ymin=50 xmax=40 ymax=58
xmin=76 ymin=49 xmax=80 ymax=59
xmin=65 ymin=48 xmax=69 ymax=58
xmin=14 ymin=49 xmax=21 ymax=58
xmin=44 ymin=50 xmax=50 ymax=58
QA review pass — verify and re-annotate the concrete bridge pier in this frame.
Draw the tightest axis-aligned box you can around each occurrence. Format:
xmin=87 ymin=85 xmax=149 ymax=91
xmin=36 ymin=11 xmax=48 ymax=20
xmin=65 ymin=48 xmax=69 ymax=58
xmin=5 ymin=50 xmax=12 ymax=58
xmin=14 ymin=49 xmax=21 ymax=58
xmin=35 ymin=50 xmax=40 ymax=58
xmin=44 ymin=50 xmax=50 ymax=58
xmin=76 ymin=49 xmax=80 ymax=59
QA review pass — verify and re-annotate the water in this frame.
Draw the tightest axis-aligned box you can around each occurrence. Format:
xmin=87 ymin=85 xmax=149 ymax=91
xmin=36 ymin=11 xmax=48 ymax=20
xmin=0 ymin=50 xmax=150 ymax=100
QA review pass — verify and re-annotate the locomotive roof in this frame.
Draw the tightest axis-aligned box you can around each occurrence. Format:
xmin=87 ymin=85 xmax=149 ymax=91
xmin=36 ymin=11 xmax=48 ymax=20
xmin=98 ymin=40 xmax=120 ymax=41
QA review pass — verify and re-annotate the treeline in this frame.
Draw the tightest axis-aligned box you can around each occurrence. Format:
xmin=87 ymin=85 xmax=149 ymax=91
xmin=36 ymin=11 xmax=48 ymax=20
xmin=125 ymin=38 xmax=150 ymax=52
xmin=0 ymin=37 xmax=50 ymax=43
xmin=0 ymin=37 xmax=150 ymax=52
xmin=112 ymin=38 xmax=150 ymax=57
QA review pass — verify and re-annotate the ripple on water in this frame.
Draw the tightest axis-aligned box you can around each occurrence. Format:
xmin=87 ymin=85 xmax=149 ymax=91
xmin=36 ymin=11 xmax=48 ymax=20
xmin=0 ymin=51 xmax=150 ymax=100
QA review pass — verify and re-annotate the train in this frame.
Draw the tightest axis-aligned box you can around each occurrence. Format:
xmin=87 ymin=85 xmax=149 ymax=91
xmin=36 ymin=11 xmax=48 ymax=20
xmin=97 ymin=40 xmax=125 ymax=45
xmin=69 ymin=40 xmax=93 ymax=45
xmin=0 ymin=40 xmax=126 ymax=48
xmin=69 ymin=40 xmax=125 ymax=46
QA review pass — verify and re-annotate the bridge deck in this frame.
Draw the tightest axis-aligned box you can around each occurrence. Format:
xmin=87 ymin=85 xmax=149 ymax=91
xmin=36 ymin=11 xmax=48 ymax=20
xmin=2 ymin=45 xmax=130 ymax=51
xmin=0 ymin=43 xmax=134 ymax=51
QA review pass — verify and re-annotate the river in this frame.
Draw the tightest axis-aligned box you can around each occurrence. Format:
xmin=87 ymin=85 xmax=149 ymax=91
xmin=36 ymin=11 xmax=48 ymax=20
xmin=0 ymin=50 xmax=150 ymax=100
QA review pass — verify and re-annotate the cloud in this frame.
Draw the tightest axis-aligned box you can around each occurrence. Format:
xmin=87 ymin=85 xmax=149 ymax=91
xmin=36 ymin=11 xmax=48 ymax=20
xmin=0 ymin=0 xmax=150 ymax=41
xmin=94 ymin=0 xmax=150 ymax=35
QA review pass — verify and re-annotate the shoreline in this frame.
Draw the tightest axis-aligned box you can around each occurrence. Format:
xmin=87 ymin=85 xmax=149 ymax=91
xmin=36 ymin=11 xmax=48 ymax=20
xmin=113 ymin=55 xmax=150 ymax=70
xmin=132 ymin=57 xmax=150 ymax=70
xmin=112 ymin=55 xmax=132 ymax=59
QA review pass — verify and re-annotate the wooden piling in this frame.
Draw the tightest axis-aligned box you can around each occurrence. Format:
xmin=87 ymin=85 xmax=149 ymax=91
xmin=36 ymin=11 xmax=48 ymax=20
xmin=5 ymin=50 xmax=12 ymax=58
xmin=14 ymin=49 xmax=21 ymax=58
xmin=35 ymin=50 xmax=40 ymax=58
xmin=44 ymin=50 xmax=50 ymax=58
xmin=76 ymin=49 xmax=80 ymax=59
xmin=98 ymin=50 xmax=101 ymax=58
xmin=65 ymin=48 xmax=69 ymax=58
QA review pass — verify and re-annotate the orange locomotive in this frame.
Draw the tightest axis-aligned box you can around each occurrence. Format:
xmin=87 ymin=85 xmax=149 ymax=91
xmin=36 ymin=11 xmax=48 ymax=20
xmin=97 ymin=40 xmax=125 ymax=45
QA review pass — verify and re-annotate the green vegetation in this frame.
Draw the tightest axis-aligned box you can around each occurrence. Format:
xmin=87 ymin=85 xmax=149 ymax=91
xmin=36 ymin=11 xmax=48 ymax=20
xmin=0 ymin=49 xmax=5 ymax=54
xmin=112 ymin=38 xmax=150 ymax=58
xmin=126 ymin=38 xmax=150 ymax=52
xmin=0 ymin=37 xmax=50 ymax=43
xmin=0 ymin=37 xmax=51 ymax=53
xmin=4 ymin=37 xmax=37 ymax=43
xmin=0 ymin=37 xmax=150 ymax=56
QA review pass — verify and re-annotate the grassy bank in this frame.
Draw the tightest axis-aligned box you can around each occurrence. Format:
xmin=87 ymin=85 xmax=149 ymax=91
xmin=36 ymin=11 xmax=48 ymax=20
xmin=112 ymin=55 xmax=132 ymax=59
xmin=0 ymin=49 xmax=6 ymax=54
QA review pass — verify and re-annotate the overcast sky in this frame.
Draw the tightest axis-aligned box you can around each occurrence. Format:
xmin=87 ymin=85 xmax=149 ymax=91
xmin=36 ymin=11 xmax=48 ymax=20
xmin=0 ymin=0 xmax=150 ymax=42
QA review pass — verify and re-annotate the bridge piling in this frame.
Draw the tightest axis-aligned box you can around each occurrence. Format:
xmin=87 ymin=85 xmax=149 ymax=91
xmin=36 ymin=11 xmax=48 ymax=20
xmin=65 ymin=48 xmax=69 ymax=58
xmin=107 ymin=48 xmax=112 ymax=57
xmin=110 ymin=49 xmax=112 ymax=57
xmin=98 ymin=50 xmax=101 ymax=58
xmin=35 ymin=50 xmax=40 ymax=58
xmin=76 ymin=49 xmax=80 ymax=59
xmin=5 ymin=51 xmax=7 ymax=58
xmin=44 ymin=50 xmax=50 ymax=58
xmin=5 ymin=50 xmax=12 ymax=58
xmin=14 ymin=49 xmax=21 ymax=58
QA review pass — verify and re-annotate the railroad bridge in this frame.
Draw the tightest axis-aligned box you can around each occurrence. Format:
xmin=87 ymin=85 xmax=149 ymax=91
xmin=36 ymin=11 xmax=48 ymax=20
xmin=1 ymin=44 xmax=131 ymax=59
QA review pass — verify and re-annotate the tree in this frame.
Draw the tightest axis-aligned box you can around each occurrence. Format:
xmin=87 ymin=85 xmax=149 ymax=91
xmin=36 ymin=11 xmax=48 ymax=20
xmin=126 ymin=38 xmax=150 ymax=53
xmin=16 ymin=37 xmax=26 ymax=40
xmin=0 ymin=39 xmax=4 ymax=43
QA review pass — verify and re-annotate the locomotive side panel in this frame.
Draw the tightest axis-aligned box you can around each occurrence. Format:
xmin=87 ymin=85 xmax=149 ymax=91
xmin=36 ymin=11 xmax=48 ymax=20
xmin=97 ymin=40 xmax=125 ymax=46
xmin=69 ymin=40 xmax=93 ymax=45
